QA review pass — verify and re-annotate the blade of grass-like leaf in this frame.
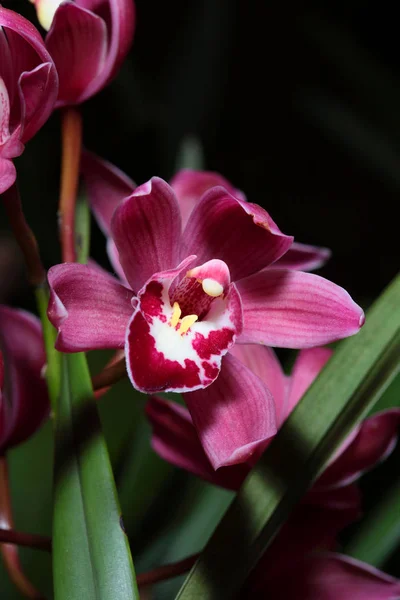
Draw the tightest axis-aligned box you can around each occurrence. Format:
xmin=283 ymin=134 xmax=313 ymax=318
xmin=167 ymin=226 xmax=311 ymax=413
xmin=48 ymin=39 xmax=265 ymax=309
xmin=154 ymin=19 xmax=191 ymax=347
xmin=75 ymin=189 xmax=90 ymax=265
xmin=344 ymin=476 xmax=400 ymax=567
xmin=53 ymin=353 xmax=139 ymax=600
xmin=176 ymin=273 xmax=400 ymax=600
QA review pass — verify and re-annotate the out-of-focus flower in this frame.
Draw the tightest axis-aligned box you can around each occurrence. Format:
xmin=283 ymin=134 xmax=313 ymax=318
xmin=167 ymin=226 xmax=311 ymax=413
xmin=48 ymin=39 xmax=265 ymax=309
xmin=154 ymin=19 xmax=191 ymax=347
xmin=0 ymin=7 xmax=58 ymax=194
xmin=0 ymin=306 xmax=49 ymax=453
xmin=47 ymin=157 xmax=364 ymax=468
xmin=30 ymin=0 xmax=135 ymax=106
xmin=146 ymin=346 xmax=400 ymax=483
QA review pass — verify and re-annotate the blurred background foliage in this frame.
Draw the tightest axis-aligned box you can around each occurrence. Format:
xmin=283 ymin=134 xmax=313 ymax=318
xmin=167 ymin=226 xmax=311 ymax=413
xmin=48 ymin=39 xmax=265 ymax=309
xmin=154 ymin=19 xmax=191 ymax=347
xmin=1 ymin=1 xmax=400 ymax=598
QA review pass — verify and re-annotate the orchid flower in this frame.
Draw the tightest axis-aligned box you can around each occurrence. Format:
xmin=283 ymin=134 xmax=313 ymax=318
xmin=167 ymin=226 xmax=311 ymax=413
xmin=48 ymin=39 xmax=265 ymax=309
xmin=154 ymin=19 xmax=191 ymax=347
xmin=30 ymin=0 xmax=135 ymax=106
xmin=47 ymin=155 xmax=364 ymax=468
xmin=146 ymin=346 xmax=400 ymax=477
xmin=0 ymin=7 xmax=58 ymax=194
xmin=0 ymin=306 xmax=49 ymax=453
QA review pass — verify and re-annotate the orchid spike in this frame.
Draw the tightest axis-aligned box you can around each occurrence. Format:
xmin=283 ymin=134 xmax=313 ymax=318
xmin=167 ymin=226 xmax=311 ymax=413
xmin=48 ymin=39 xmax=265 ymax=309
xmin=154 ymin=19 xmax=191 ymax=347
xmin=0 ymin=306 xmax=49 ymax=453
xmin=31 ymin=0 xmax=135 ymax=107
xmin=48 ymin=163 xmax=364 ymax=468
xmin=0 ymin=7 xmax=58 ymax=194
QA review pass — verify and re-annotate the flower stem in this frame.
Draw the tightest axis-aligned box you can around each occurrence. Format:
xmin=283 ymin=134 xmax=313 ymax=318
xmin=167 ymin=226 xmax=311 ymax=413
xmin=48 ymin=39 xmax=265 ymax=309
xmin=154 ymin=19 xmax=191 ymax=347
xmin=137 ymin=553 xmax=198 ymax=588
xmin=59 ymin=107 xmax=83 ymax=263
xmin=0 ymin=456 xmax=46 ymax=599
xmin=0 ymin=528 xmax=51 ymax=553
xmin=1 ymin=183 xmax=45 ymax=286
xmin=92 ymin=354 xmax=126 ymax=393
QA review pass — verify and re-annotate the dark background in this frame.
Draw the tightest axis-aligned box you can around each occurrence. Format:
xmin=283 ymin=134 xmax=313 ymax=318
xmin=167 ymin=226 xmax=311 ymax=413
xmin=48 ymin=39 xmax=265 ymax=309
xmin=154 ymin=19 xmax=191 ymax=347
xmin=1 ymin=0 xmax=399 ymax=308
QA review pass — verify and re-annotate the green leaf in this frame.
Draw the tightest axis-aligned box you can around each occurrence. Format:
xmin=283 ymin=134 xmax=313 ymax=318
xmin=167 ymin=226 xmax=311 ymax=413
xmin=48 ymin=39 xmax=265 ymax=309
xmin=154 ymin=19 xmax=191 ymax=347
xmin=176 ymin=273 xmax=400 ymax=600
xmin=53 ymin=353 xmax=139 ymax=600
xmin=75 ymin=189 xmax=91 ymax=264
xmin=35 ymin=284 xmax=60 ymax=410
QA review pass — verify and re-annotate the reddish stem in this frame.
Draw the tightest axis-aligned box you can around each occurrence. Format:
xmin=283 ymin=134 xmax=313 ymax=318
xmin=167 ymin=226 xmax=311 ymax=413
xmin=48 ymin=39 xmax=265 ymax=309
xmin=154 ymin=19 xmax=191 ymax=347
xmin=0 ymin=529 xmax=51 ymax=552
xmin=59 ymin=107 xmax=83 ymax=263
xmin=137 ymin=553 xmax=198 ymax=588
xmin=0 ymin=456 xmax=47 ymax=599
xmin=92 ymin=353 xmax=127 ymax=394
xmin=1 ymin=183 xmax=45 ymax=286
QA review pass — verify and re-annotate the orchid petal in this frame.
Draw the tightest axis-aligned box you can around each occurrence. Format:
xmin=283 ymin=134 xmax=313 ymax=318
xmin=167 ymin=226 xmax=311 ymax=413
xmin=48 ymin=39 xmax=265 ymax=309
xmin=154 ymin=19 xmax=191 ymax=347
xmin=237 ymin=269 xmax=365 ymax=348
xmin=170 ymin=168 xmax=246 ymax=228
xmin=229 ymin=344 xmax=287 ymax=426
xmin=145 ymin=396 xmax=248 ymax=490
xmin=46 ymin=3 xmax=107 ymax=106
xmin=111 ymin=177 xmax=182 ymax=292
xmin=0 ymin=7 xmax=55 ymax=67
xmin=47 ymin=263 xmax=134 ymax=351
xmin=81 ymin=150 xmax=135 ymax=236
xmin=0 ymin=156 xmax=16 ymax=194
xmin=183 ymin=352 xmax=276 ymax=470
xmin=0 ymin=307 xmax=48 ymax=451
xmin=125 ymin=258 xmax=241 ymax=394
xmin=272 ymin=241 xmax=332 ymax=271
xmin=18 ymin=62 xmax=58 ymax=142
xmin=304 ymin=483 xmax=362 ymax=511
xmin=181 ymin=186 xmax=293 ymax=281
xmin=285 ymin=347 xmax=333 ymax=420
xmin=255 ymin=553 xmax=400 ymax=600
xmin=317 ymin=409 xmax=400 ymax=489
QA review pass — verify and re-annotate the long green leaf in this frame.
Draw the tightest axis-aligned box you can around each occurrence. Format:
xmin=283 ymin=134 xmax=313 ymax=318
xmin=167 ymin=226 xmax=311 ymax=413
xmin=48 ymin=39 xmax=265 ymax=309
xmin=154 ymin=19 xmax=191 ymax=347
xmin=53 ymin=353 xmax=139 ymax=600
xmin=176 ymin=273 xmax=400 ymax=599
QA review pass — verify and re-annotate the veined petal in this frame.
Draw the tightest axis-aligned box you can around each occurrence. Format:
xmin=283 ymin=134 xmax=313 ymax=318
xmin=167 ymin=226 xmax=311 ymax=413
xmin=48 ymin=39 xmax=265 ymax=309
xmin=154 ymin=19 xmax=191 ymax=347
xmin=46 ymin=3 xmax=107 ymax=106
xmin=0 ymin=307 xmax=48 ymax=451
xmin=285 ymin=347 xmax=333 ymax=421
xmin=229 ymin=344 xmax=287 ymax=426
xmin=170 ymin=168 xmax=246 ymax=228
xmin=238 ymin=269 xmax=365 ymax=348
xmin=0 ymin=156 xmax=16 ymax=194
xmin=272 ymin=241 xmax=331 ymax=271
xmin=79 ymin=0 xmax=135 ymax=97
xmin=0 ymin=76 xmax=10 ymax=145
xmin=316 ymin=409 xmax=400 ymax=489
xmin=256 ymin=553 xmax=400 ymax=600
xmin=181 ymin=187 xmax=293 ymax=281
xmin=47 ymin=263 xmax=134 ymax=351
xmin=111 ymin=177 xmax=182 ymax=292
xmin=145 ymin=396 xmax=248 ymax=490
xmin=81 ymin=150 xmax=135 ymax=236
xmin=125 ymin=258 xmax=242 ymax=394
xmin=183 ymin=353 xmax=277 ymax=470
xmin=18 ymin=62 xmax=58 ymax=143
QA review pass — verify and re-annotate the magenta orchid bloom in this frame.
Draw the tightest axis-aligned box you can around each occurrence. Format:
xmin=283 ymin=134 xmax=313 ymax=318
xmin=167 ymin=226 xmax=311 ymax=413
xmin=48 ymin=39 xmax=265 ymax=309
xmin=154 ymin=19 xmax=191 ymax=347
xmin=47 ymin=154 xmax=364 ymax=468
xmin=146 ymin=346 xmax=400 ymax=479
xmin=31 ymin=0 xmax=135 ymax=107
xmin=0 ymin=306 xmax=49 ymax=453
xmin=0 ymin=7 xmax=58 ymax=194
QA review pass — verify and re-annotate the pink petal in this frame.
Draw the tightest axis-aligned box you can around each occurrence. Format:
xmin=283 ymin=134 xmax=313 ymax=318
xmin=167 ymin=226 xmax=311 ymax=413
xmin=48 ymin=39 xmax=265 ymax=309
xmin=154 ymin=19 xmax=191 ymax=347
xmin=183 ymin=353 xmax=277 ymax=470
xmin=46 ymin=3 xmax=107 ymax=106
xmin=304 ymin=482 xmax=362 ymax=511
xmin=247 ymin=496 xmax=361 ymax=593
xmin=285 ymin=347 xmax=333 ymax=420
xmin=18 ymin=62 xmax=58 ymax=143
xmin=125 ymin=259 xmax=241 ymax=394
xmin=145 ymin=395 xmax=248 ymax=490
xmin=316 ymin=409 xmax=400 ymax=489
xmin=237 ymin=269 xmax=365 ymax=348
xmin=257 ymin=553 xmax=400 ymax=600
xmin=0 ymin=156 xmax=16 ymax=194
xmin=181 ymin=187 xmax=293 ymax=281
xmin=0 ymin=7 xmax=55 ymax=67
xmin=272 ymin=241 xmax=332 ymax=271
xmin=0 ymin=306 xmax=49 ymax=451
xmin=80 ymin=150 xmax=135 ymax=236
xmin=111 ymin=177 xmax=182 ymax=292
xmin=47 ymin=262 xmax=134 ymax=351
xmin=0 ymin=27 xmax=13 ymax=96
xmin=0 ymin=76 xmax=11 ymax=144
xmin=229 ymin=344 xmax=287 ymax=426
xmin=170 ymin=168 xmax=246 ymax=228
xmin=78 ymin=0 xmax=135 ymax=98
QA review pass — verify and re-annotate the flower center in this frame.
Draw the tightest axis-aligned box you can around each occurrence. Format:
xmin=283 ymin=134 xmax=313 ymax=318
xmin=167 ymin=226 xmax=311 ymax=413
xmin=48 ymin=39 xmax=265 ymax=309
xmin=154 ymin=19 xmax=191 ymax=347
xmin=169 ymin=274 xmax=225 ymax=335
